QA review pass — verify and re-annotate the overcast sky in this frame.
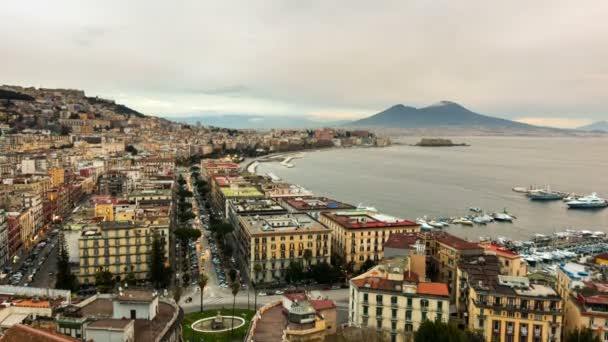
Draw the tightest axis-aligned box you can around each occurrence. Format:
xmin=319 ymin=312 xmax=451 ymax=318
xmin=1 ymin=1 xmax=607 ymax=128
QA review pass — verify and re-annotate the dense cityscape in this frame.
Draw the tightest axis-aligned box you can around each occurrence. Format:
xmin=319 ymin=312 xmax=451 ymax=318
xmin=0 ymin=85 xmax=605 ymax=342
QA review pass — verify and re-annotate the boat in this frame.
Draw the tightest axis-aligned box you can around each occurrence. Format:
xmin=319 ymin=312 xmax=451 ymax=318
xmin=527 ymin=189 xmax=564 ymax=201
xmin=453 ymin=217 xmax=473 ymax=226
xmin=469 ymin=207 xmax=482 ymax=213
xmin=566 ymin=193 xmax=608 ymax=209
xmin=473 ymin=214 xmax=494 ymax=224
xmin=513 ymin=185 xmax=541 ymax=193
xmin=492 ymin=212 xmax=513 ymax=222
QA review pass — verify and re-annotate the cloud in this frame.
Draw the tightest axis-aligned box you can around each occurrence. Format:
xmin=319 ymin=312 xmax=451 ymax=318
xmin=516 ymin=117 xmax=593 ymax=129
xmin=0 ymin=0 xmax=607 ymax=121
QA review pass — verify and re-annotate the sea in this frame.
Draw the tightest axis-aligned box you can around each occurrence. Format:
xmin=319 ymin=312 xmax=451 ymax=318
xmin=256 ymin=136 xmax=608 ymax=242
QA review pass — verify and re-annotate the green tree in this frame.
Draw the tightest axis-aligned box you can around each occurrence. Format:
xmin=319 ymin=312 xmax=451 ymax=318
xmin=174 ymin=227 xmax=201 ymax=243
xmin=565 ymin=328 xmax=601 ymax=342
xmin=359 ymin=259 xmax=377 ymax=274
xmin=199 ymin=274 xmax=208 ymax=313
xmin=125 ymin=270 xmax=137 ymax=286
xmin=285 ymin=261 xmax=305 ymax=283
xmin=230 ymin=280 xmax=240 ymax=341
xmin=95 ymin=268 xmax=115 ymax=293
xmin=149 ymin=233 xmax=170 ymax=288
xmin=303 ymin=249 xmax=313 ymax=270
xmin=55 ymin=231 xmax=77 ymax=291
xmin=414 ymin=320 xmax=467 ymax=342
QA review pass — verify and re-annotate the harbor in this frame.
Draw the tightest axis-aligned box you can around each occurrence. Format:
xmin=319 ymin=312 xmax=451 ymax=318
xmin=513 ymin=185 xmax=608 ymax=209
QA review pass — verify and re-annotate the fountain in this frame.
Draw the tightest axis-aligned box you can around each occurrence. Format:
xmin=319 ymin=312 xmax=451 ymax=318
xmin=191 ymin=311 xmax=246 ymax=333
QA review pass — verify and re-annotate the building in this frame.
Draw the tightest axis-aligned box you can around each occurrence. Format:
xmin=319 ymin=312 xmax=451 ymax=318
xmin=562 ymin=280 xmax=608 ymax=341
xmin=0 ymin=211 xmax=8 ymax=267
xmin=259 ymin=183 xmax=314 ymax=199
xmin=97 ymin=171 xmax=128 ymax=196
xmin=227 ymin=198 xmax=288 ymax=221
xmin=1 ymin=324 xmax=79 ymax=342
xmin=232 ymin=213 xmax=331 ymax=283
xmin=78 ymin=221 xmax=168 ymax=285
xmin=383 ymin=234 xmax=427 ymax=281
xmin=427 ymin=232 xmax=484 ymax=301
xmin=349 ymin=259 xmax=450 ymax=342
xmin=466 ymin=275 xmax=562 ymax=342
xmin=480 ymin=242 xmax=527 ymax=276
xmin=246 ymin=293 xmax=337 ymax=342
xmin=280 ymin=197 xmax=355 ymax=219
xmin=318 ymin=209 xmax=420 ymax=271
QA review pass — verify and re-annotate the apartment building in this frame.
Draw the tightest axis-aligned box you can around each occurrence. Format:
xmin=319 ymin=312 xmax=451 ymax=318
xmin=562 ymin=280 xmax=608 ymax=341
xmin=319 ymin=209 xmax=420 ymax=271
xmin=466 ymin=275 xmax=562 ymax=342
xmin=232 ymin=212 xmax=331 ymax=283
xmin=349 ymin=259 xmax=450 ymax=342
xmin=0 ymin=211 xmax=8 ymax=266
xmin=78 ymin=221 xmax=167 ymax=285
xmin=480 ymin=242 xmax=527 ymax=277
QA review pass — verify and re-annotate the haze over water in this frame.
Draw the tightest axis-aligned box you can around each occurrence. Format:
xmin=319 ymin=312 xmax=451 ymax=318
xmin=257 ymin=137 xmax=608 ymax=242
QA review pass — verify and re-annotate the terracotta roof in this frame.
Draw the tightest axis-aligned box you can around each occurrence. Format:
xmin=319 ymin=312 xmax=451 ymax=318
xmin=417 ymin=282 xmax=449 ymax=297
xmin=482 ymin=243 xmax=519 ymax=257
xmin=12 ymin=300 xmax=50 ymax=308
xmin=583 ymin=295 xmax=608 ymax=305
xmin=284 ymin=293 xmax=307 ymax=302
xmin=384 ymin=234 xmax=419 ymax=249
xmin=351 ymin=277 xmax=402 ymax=292
xmin=322 ymin=212 xmax=418 ymax=230
xmin=310 ymin=300 xmax=336 ymax=311
xmin=435 ymin=233 xmax=481 ymax=251
xmin=1 ymin=324 xmax=80 ymax=342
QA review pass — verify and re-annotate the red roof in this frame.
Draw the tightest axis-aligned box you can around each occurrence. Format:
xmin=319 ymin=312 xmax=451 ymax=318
xmin=351 ymin=277 xmax=402 ymax=291
xmin=417 ymin=282 xmax=449 ymax=297
xmin=483 ymin=243 xmax=519 ymax=257
xmin=595 ymin=253 xmax=608 ymax=261
xmin=384 ymin=234 xmax=419 ymax=249
xmin=311 ymin=299 xmax=336 ymax=311
xmin=284 ymin=293 xmax=307 ymax=302
xmin=435 ymin=233 xmax=481 ymax=251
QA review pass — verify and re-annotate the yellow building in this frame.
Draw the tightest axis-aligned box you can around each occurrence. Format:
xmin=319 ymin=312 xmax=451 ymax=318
xmin=562 ymin=281 xmax=608 ymax=341
xmin=49 ymin=168 xmax=65 ymax=186
xmin=466 ymin=275 xmax=562 ymax=342
xmin=94 ymin=202 xmax=114 ymax=221
xmin=232 ymin=211 xmax=331 ymax=284
xmin=480 ymin=242 xmax=527 ymax=277
xmin=319 ymin=210 xmax=420 ymax=271
xmin=349 ymin=259 xmax=450 ymax=342
xmin=594 ymin=253 xmax=608 ymax=265
xmin=78 ymin=221 xmax=168 ymax=285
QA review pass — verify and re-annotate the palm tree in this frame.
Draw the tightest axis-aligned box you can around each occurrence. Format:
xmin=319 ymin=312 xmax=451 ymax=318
xmin=230 ymin=281 xmax=241 ymax=340
xmin=199 ymin=274 xmax=208 ymax=313
xmin=303 ymin=249 xmax=313 ymax=270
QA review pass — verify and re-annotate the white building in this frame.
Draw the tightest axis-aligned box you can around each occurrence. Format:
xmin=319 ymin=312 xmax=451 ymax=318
xmin=112 ymin=290 xmax=159 ymax=320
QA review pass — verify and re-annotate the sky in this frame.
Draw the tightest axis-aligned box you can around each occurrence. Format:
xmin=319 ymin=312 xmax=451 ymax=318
xmin=1 ymin=1 xmax=607 ymax=128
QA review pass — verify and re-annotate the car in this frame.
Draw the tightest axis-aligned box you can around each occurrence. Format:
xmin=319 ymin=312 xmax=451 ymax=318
xmin=258 ymin=291 xmax=268 ymax=296
xmin=331 ymin=285 xmax=341 ymax=290
xmin=274 ymin=290 xmax=284 ymax=295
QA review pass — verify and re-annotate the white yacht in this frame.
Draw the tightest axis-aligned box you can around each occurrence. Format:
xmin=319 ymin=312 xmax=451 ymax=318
xmin=566 ymin=193 xmax=608 ymax=209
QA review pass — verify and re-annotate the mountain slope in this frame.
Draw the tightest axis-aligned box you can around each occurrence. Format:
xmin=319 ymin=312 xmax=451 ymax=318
xmin=577 ymin=121 xmax=608 ymax=132
xmin=350 ymin=101 xmax=543 ymax=130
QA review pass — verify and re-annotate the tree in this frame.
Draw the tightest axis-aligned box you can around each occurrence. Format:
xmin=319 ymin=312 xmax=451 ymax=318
xmin=565 ymin=328 xmax=601 ymax=342
xmin=285 ymin=261 xmax=305 ymax=283
xmin=414 ymin=320 xmax=467 ymax=342
xmin=174 ymin=227 xmax=201 ymax=243
xmin=253 ymin=263 xmax=262 ymax=283
xmin=125 ymin=271 xmax=137 ymax=286
xmin=173 ymin=286 xmax=182 ymax=304
xmin=211 ymin=222 xmax=233 ymax=237
xmin=149 ymin=233 xmax=170 ymax=289
xmin=95 ymin=268 xmax=115 ymax=293
xmin=56 ymin=232 xmax=77 ymax=291
xmin=230 ymin=280 xmax=240 ymax=341
xmin=359 ymin=259 xmax=377 ymax=274
xmin=303 ymin=249 xmax=313 ymax=270
xmin=309 ymin=262 xmax=341 ymax=284
xmin=199 ymin=274 xmax=208 ymax=313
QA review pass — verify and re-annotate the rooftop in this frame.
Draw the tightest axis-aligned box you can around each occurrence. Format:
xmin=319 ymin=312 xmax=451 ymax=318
xmin=86 ymin=318 xmax=132 ymax=330
xmin=481 ymin=243 xmax=519 ymax=257
xmin=435 ymin=232 xmax=482 ymax=251
xmin=220 ymin=186 xmax=263 ymax=198
xmin=240 ymin=213 xmax=330 ymax=235
xmin=282 ymin=197 xmax=355 ymax=211
xmin=417 ymin=283 xmax=449 ymax=297
xmin=229 ymin=198 xmax=287 ymax=215
xmin=384 ymin=233 xmax=419 ymax=249
xmin=321 ymin=210 xmax=418 ymax=230
xmin=1 ymin=324 xmax=80 ymax=342
xmin=118 ymin=289 xmax=156 ymax=303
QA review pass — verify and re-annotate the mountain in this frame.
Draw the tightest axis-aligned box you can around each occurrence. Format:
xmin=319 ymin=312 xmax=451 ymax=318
xmin=350 ymin=101 xmax=547 ymax=131
xmin=173 ymin=114 xmax=346 ymax=129
xmin=577 ymin=121 xmax=608 ymax=132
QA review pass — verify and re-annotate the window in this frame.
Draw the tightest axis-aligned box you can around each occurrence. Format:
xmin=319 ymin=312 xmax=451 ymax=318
xmin=363 ymin=293 xmax=369 ymax=302
xmin=437 ymin=301 xmax=443 ymax=310
xmin=391 ymin=296 xmax=398 ymax=305
xmin=391 ymin=309 xmax=397 ymax=319
xmin=405 ymin=310 xmax=412 ymax=321
xmin=406 ymin=297 xmax=413 ymax=307
xmin=363 ymin=306 xmax=368 ymax=316
xmin=437 ymin=313 xmax=442 ymax=322
xmin=377 ymin=319 xmax=382 ymax=329
xmin=421 ymin=299 xmax=429 ymax=309
xmin=376 ymin=295 xmax=383 ymax=305
xmin=376 ymin=307 xmax=383 ymax=317
xmin=421 ymin=312 xmax=427 ymax=321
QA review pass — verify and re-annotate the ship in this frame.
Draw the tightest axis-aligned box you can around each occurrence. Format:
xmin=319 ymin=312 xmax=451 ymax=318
xmin=566 ymin=193 xmax=608 ymax=209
